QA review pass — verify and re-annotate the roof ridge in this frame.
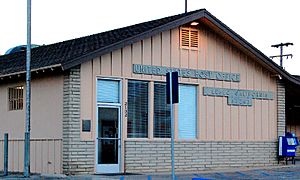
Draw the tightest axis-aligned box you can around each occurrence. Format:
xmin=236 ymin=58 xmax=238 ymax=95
xmin=1 ymin=8 xmax=299 ymax=87
xmin=48 ymin=9 xmax=205 ymax=46
xmin=0 ymin=9 xmax=205 ymax=59
xmin=62 ymin=9 xmax=207 ymax=69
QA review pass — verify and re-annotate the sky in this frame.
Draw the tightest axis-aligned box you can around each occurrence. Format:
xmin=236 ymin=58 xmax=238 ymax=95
xmin=0 ymin=0 xmax=299 ymax=75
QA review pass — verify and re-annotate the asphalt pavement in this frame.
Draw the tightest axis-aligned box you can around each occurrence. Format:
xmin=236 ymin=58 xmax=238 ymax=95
xmin=2 ymin=162 xmax=300 ymax=179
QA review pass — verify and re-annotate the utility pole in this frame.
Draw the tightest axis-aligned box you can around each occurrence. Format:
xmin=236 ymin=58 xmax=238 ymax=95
xmin=185 ymin=0 xmax=187 ymax=13
xmin=24 ymin=0 xmax=31 ymax=177
xmin=270 ymin=42 xmax=293 ymax=68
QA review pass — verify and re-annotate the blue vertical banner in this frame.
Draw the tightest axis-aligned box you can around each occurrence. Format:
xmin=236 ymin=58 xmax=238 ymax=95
xmin=166 ymin=71 xmax=179 ymax=104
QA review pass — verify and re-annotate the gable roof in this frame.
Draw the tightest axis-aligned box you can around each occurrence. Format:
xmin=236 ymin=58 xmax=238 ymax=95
xmin=294 ymin=75 xmax=300 ymax=80
xmin=0 ymin=9 xmax=205 ymax=76
xmin=0 ymin=9 xmax=299 ymax=86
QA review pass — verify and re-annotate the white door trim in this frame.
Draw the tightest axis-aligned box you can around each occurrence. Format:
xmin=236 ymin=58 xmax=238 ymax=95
xmin=95 ymin=105 xmax=121 ymax=173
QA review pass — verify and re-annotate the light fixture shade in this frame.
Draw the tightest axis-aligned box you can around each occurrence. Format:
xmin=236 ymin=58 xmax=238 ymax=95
xmin=190 ymin=22 xmax=199 ymax=26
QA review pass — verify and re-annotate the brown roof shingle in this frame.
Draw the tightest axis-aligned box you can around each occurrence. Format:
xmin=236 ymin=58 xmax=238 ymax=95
xmin=0 ymin=9 xmax=204 ymax=75
xmin=1 ymin=9 xmax=300 ymax=87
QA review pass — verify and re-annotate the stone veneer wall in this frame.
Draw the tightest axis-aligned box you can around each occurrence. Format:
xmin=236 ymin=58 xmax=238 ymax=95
xmin=125 ymin=140 xmax=277 ymax=173
xmin=277 ymin=80 xmax=286 ymax=137
xmin=62 ymin=66 xmax=95 ymax=175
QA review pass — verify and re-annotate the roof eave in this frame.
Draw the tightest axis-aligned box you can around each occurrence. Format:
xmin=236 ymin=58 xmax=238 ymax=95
xmin=0 ymin=64 xmax=62 ymax=79
xmin=202 ymin=11 xmax=300 ymax=86
xmin=60 ymin=9 xmax=300 ymax=87
xmin=61 ymin=10 xmax=206 ymax=70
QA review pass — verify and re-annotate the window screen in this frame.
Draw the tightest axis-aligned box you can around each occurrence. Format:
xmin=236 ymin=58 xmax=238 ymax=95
xmin=178 ymin=85 xmax=197 ymax=139
xmin=97 ymin=79 xmax=120 ymax=103
xmin=154 ymin=82 xmax=171 ymax=138
xmin=127 ymin=80 xmax=148 ymax=138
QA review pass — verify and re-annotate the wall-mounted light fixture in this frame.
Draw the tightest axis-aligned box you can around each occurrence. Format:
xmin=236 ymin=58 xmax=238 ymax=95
xmin=190 ymin=22 xmax=199 ymax=26
xmin=271 ymin=74 xmax=282 ymax=80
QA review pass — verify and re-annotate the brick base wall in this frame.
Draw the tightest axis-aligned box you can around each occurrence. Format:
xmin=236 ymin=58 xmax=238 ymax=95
xmin=277 ymin=80 xmax=286 ymax=137
xmin=62 ymin=67 xmax=95 ymax=175
xmin=125 ymin=140 xmax=277 ymax=173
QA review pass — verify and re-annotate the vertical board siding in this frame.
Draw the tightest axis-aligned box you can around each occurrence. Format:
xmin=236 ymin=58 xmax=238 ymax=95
xmin=254 ymin=64 xmax=262 ymax=140
xmin=132 ymin=42 xmax=142 ymax=79
xmin=0 ymin=139 xmax=62 ymax=174
xmin=100 ymin=53 xmax=112 ymax=76
xmin=214 ymin=36 xmax=223 ymax=140
xmin=142 ymin=38 xmax=152 ymax=79
xmin=206 ymin=31 xmax=216 ymax=140
xmin=246 ymin=59 xmax=255 ymax=140
xmin=269 ymin=76 xmax=277 ymax=139
xmin=239 ymin=53 xmax=247 ymax=140
xmin=198 ymin=28 xmax=207 ymax=140
xmin=261 ymin=71 xmax=269 ymax=140
xmin=152 ymin=34 xmax=162 ymax=80
xmin=223 ymin=43 xmax=232 ymax=140
xmin=189 ymin=50 xmax=198 ymax=83
xmin=81 ymin=26 xmax=277 ymax=141
xmin=171 ymin=28 xmax=180 ymax=68
xmin=122 ymin=46 xmax=132 ymax=77
xmin=92 ymin=57 xmax=100 ymax=139
xmin=80 ymin=61 xmax=93 ymax=140
xmin=112 ymin=49 xmax=122 ymax=77
xmin=230 ymin=48 xmax=239 ymax=140
xmin=180 ymin=49 xmax=189 ymax=69
xmin=162 ymin=31 xmax=171 ymax=67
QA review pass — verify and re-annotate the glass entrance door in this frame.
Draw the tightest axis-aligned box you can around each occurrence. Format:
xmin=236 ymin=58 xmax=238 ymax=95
xmin=96 ymin=106 xmax=121 ymax=173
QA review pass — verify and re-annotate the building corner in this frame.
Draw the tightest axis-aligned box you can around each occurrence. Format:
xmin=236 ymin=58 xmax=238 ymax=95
xmin=277 ymin=79 xmax=286 ymax=137
xmin=62 ymin=66 xmax=95 ymax=175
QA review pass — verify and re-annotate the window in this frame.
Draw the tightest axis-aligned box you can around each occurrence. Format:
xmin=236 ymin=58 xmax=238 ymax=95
xmin=181 ymin=27 xmax=199 ymax=49
xmin=178 ymin=85 xmax=197 ymax=139
xmin=8 ymin=86 xmax=24 ymax=111
xmin=127 ymin=80 xmax=149 ymax=138
xmin=154 ymin=82 xmax=171 ymax=138
xmin=97 ymin=79 xmax=120 ymax=103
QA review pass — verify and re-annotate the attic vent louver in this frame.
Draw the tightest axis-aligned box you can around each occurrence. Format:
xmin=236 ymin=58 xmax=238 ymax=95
xmin=180 ymin=27 xmax=199 ymax=50
xmin=181 ymin=29 xmax=190 ymax=47
xmin=190 ymin=29 xmax=199 ymax=48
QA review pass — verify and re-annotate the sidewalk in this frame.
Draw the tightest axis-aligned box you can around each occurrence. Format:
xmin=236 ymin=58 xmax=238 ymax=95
xmin=1 ymin=163 xmax=300 ymax=179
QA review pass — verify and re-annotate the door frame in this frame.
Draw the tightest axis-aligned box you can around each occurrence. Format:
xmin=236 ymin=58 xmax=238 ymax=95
xmin=96 ymin=105 xmax=121 ymax=173
xmin=95 ymin=78 xmax=122 ymax=174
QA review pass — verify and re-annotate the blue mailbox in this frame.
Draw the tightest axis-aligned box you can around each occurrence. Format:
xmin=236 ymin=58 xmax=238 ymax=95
xmin=278 ymin=132 xmax=299 ymax=164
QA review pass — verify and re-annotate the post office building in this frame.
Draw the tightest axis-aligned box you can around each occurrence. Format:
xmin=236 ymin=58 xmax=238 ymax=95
xmin=1 ymin=9 xmax=300 ymax=175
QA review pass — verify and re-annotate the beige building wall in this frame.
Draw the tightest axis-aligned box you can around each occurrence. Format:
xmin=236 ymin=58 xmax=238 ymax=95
xmin=80 ymin=25 xmax=278 ymax=142
xmin=0 ymin=74 xmax=64 ymax=139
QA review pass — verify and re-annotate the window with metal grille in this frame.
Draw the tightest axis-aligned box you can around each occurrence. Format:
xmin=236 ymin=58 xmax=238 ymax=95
xmin=180 ymin=27 xmax=199 ymax=49
xmin=127 ymin=80 xmax=149 ymax=138
xmin=154 ymin=82 xmax=171 ymax=138
xmin=8 ymin=86 xmax=24 ymax=111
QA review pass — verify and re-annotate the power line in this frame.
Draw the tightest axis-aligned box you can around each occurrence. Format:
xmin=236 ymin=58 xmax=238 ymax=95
xmin=270 ymin=42 xmax=293 ymax=68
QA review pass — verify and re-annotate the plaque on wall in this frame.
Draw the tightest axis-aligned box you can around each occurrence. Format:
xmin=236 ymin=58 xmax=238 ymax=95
xmin=82 ymin=119 xmax=91 ymax=132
